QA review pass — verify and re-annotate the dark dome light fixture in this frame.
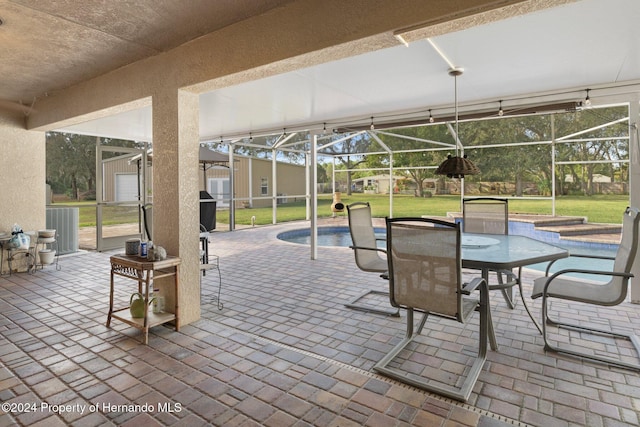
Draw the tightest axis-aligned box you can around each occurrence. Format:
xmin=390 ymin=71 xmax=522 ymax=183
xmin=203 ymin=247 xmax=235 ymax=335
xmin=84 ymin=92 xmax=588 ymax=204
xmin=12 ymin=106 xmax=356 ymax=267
xmin=435 ymin=154 xmax=480 ymax=178
xmin=435 ymin=67 xmax=480 ymax=179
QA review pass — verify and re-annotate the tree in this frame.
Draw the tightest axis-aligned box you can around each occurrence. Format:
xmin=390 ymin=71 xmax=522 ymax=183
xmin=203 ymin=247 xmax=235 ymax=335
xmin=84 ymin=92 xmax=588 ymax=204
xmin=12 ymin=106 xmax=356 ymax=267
xmin=46 ymin=132 xmax=143 ymax=200
xmin=320 ymin=132 xmax=374 ymax=195
xmin=317 ymin=162 xmax=328 ymax=183
xmin=208 ymin=134 xmax=307 ymax=164
xmin=46 ymin=133 xmax=97 ymax=199
xmin=369 ymin=126 xmax=452 ymax=197
xmin=461 ymin=115 xmax=552 ymax=196
xmin=553 ymin=106 xmax=628 ymax=195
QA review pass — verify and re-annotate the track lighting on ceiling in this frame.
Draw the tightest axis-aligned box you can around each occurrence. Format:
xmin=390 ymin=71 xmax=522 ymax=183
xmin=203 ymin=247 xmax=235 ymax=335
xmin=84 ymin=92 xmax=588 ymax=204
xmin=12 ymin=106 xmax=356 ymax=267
xmin=370 ymin=117 xmax=375 ymax=130
xmin=498 ymin=100 xmax=504 ymax=116
xmin=435 ymin=67 xmax=480 ymax=179
xmin=428 ymin=109 xmax=434 ymax=123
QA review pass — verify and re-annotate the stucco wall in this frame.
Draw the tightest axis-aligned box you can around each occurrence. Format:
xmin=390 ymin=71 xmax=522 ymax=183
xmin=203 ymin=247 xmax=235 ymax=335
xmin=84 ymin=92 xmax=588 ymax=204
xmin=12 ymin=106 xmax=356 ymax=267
xmin=0 ymin=113 xmax=46 ymax=272
xmin=0 ymin=114 xmax=46 ymax=231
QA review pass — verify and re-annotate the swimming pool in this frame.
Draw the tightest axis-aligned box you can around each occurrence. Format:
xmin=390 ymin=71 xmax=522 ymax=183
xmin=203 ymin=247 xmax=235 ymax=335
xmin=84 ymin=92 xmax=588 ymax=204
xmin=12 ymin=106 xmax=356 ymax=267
xmin=277 ymin=226 xmax=384 ymax=247
xmin=277 ymin=226 xmax=617 ymax=281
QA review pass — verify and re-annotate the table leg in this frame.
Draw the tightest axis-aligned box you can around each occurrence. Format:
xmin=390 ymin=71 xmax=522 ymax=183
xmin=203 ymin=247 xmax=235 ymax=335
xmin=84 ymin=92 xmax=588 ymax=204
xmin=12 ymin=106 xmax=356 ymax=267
xmin=174 ymin=264 xmax=180 ymax=331
xmin=482 ymin=269 xmax=498 ymax=351
xmin=107 ymin=270 xmax=114 ymax=327
xmin=518 ymin=279 xmax=542 ymax=334
xmin=490 ymin=270 xmax=517 ymax=309
xmin=500 ymin=286 xmax=516 ymax=309
xmin=143 ymin=271 xmax=150 ymax=345
xmin=0 ymin=243 xmax=4 ymax=276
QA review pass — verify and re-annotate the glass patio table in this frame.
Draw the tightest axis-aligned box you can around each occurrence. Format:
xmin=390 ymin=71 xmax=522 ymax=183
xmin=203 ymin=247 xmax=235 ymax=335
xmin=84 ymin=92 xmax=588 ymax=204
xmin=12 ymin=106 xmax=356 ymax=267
xmin=461 ymin=233 xmax=569 ymax=334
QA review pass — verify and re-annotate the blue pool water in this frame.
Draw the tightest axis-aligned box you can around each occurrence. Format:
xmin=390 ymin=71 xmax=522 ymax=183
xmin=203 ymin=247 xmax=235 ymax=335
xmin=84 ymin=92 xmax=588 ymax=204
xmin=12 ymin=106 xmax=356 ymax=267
xmin=277 ymin=226 xmax=618 ymax=282
xmin=277 ymin=226 xmax=384 ymax=247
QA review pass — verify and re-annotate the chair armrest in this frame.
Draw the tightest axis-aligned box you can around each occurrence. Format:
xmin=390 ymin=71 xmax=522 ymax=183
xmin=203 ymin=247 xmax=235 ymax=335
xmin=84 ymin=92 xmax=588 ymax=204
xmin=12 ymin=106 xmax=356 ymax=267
xmin=569 ymin=253 xmax=616 ymax=261
xmin=546 ymin=268 xmax=633 ymax=283
xmin=461 ymin=277 xmax=486 ymax=295
xmin=544 ymin=253 xmax=615 ymax=276
xmin=533 ymin=269 xmax=635 ymax=300
xmin=348 ymin=245 xmax=387 ymax=255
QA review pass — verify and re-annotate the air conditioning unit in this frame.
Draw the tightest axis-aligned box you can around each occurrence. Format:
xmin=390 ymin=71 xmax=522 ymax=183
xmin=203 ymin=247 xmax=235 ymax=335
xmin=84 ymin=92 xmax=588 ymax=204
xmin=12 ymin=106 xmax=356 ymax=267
xmin=46 ymin=207 xmax=79 ymax=255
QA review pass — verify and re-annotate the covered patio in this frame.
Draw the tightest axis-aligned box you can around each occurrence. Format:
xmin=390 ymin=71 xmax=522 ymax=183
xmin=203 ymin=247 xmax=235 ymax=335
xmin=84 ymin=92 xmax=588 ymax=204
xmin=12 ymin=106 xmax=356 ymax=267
xmin=2 ymin=219 xmax=639 ymax=426
xmin=2 ymin=0 xmax=640 ymax=318
xmin=2 ymin=0 xmax=640 ymax=425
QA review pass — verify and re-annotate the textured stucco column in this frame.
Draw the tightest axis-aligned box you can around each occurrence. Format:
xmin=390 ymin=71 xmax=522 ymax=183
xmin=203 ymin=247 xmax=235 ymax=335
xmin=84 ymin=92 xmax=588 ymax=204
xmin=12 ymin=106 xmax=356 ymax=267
xmin=152 ymin=89 xmax=200 ymax=325
xmin=0 ymin=113 xmax=45 ymax=273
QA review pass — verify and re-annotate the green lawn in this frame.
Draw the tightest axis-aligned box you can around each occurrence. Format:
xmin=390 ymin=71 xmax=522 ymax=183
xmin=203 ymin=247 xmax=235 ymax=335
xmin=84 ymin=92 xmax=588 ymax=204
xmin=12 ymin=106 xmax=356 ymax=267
xmin=224 ymin=194 xmax=628 ymax=225
xmin=50 ymin=202 xmax=141 ymax=227
xmin=54 ymin=194 xmax=630 ymax=228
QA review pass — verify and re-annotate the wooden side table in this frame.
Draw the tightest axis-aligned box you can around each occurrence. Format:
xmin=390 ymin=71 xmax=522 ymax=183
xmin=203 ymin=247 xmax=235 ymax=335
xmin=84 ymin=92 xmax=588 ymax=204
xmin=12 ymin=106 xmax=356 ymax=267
xmin=107 ymin=254 xmax=181 ymax=344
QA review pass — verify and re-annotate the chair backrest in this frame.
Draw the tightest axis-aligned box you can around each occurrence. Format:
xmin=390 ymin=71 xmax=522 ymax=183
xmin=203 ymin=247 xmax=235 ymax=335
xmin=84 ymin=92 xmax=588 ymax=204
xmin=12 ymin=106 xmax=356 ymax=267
xmin=463 ymin=197 xmax=508 ymax=235
xmin=609 ymin=207 xmax=640 ymax=298
xmin=347 ymin=202 xmax=386 ymax=272
xmin=386 ymin=217 xmax=463 ymax=321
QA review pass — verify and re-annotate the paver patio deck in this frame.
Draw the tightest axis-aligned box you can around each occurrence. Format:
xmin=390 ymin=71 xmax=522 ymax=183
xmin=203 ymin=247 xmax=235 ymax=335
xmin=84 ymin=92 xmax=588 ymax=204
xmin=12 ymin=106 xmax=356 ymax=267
xmin=1 ymin=218 xmax=639 ymax=426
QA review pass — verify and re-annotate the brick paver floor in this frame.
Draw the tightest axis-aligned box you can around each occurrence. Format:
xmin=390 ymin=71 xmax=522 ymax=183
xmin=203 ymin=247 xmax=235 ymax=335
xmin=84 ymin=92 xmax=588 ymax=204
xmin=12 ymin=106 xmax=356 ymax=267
xmin=1 ymin=219 xmax=639 ymax=426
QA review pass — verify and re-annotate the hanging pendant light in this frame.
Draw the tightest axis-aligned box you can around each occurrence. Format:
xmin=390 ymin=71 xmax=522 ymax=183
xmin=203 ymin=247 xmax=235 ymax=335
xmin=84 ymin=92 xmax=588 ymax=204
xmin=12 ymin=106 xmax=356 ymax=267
xmin=435 ymin=153 xmax=480 ymax=178
xmin=435 ymin=67 xmax=480 ymax=179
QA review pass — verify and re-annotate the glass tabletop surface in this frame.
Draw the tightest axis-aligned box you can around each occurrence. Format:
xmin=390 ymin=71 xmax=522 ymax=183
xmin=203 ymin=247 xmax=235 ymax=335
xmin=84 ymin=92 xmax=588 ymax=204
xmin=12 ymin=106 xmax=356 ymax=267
xmin=461 ymin=233 xmax=568 ymax=269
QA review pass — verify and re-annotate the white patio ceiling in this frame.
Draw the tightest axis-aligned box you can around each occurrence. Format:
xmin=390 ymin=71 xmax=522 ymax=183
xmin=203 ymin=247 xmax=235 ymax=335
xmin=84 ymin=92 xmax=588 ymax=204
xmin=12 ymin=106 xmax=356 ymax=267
xmin=57 ymin=0 xmax=640 ymax=143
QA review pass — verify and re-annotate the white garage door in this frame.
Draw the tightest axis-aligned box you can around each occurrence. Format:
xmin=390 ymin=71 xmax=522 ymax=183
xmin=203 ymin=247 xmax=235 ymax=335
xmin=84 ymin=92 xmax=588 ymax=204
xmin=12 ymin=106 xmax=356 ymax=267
xmin=115 ymin=173 xmax=139 ymax=202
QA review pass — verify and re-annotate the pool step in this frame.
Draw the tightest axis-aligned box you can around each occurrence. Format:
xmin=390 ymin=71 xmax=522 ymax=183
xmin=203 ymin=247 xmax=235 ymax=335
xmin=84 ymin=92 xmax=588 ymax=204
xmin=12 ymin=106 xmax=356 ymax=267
xmin=535 ymin=222 xmax=622 ymax=236
xmin=513 ymin=215 xmax=586 ymax=227
xmin=447 ymin=213 xmax=622 ymax=244
xmin=514 ymin=214 xmax=621 ymax=241
xmin=559 ymin=232 xmax=622 ymax=244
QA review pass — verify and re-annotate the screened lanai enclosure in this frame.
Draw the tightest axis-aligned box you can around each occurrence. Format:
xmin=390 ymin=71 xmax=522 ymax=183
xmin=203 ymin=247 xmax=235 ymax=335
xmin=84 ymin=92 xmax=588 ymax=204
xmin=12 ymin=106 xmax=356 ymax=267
xmin=41 ymin=0 xmax=640 ymax=311
xmin=51 ymin=0 xmax=640 ymax=241
xmin=202 ymin=102 xmax=631 ymax=226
